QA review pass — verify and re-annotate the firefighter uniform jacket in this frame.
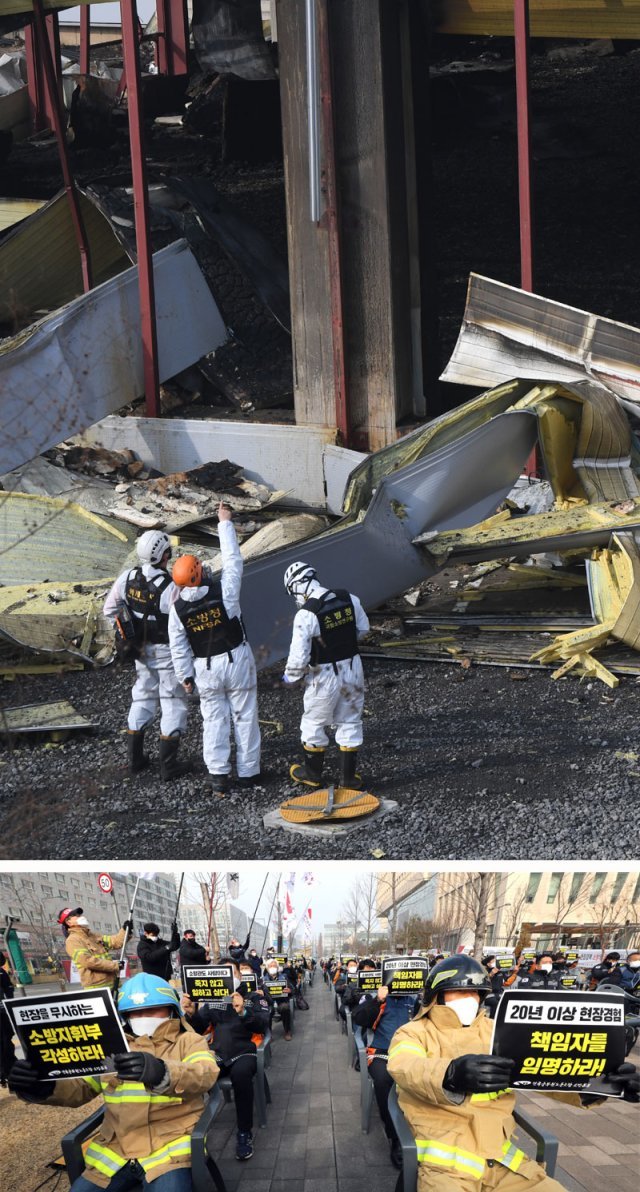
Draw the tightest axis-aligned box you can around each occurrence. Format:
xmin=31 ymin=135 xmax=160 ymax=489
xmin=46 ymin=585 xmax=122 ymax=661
xmin=65 ymin=925 xmax=127 ymax=991
xmin=41 ymin=1018 xmax=219 ymax=1186
xmin=387 ymin=1003 xmax=586 ymax=1189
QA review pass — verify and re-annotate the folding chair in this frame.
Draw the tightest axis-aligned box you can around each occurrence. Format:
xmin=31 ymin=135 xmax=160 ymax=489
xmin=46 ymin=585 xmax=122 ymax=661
xmin=217 ymin=1032 xmax=272 ymax=1129
xmin=353 ymin=1024 xmax=374 ymax=1133
xmin=61 ymin=1084 xmax=227 ymax=1192
xmin=387 ymin=1084 xmax=559 ymax=1192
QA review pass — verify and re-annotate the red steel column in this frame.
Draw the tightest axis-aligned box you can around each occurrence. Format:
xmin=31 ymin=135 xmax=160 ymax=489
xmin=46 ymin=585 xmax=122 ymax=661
xmin=80 ymin=6 xmax=91 ymax=76
xmin=155 ymin=0 xmax=189 ymax=75
xmin=45 ymin=11 xmax=64 ymax=126
xmin=24 ymin=23 xmax=47 ymax=132
xmin=32 ymin=0 xmax=93 ymax=292
xmin=120 ymin=0 xmax=161 ymax=417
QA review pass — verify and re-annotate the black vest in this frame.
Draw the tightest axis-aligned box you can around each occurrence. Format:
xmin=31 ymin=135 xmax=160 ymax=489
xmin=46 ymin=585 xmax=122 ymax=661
xmin=174 ymin=580 xmax=245 ymax=660
xmin=124 ymin=568 xmax=171 ymax=645
xmin=305 ymin=589 xmax=359 ymax=666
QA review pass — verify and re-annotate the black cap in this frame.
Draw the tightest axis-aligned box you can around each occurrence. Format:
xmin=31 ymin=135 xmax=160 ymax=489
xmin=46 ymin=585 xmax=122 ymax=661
xmin=144 ymin=923 xmax=160 ymax=935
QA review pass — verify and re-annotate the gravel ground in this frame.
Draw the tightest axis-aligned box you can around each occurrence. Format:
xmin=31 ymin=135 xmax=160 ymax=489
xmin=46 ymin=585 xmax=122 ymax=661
xmin=2 ymin=655 xmax=639 ymax=861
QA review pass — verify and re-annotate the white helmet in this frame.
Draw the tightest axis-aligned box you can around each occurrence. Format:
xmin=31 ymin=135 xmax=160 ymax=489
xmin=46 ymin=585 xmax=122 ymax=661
xmin=137 ymin=530 xmax=171 ymax=566
xmin=284 ymin=561 xmax=317 ymax=600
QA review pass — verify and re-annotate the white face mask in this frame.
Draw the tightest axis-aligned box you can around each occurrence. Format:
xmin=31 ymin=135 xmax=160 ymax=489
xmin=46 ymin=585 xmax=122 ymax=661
xmin=539 ymin=963 xmax=552 ymax=973
xmin=76 ymin=916 xmax=90 ymax=927
xmin=629 ymin=960 xmax=640 ymax=969
xmin=128 ymin=1016 xmax=166 ymax=1037
xmin=266 ymin=967 xmax=278 ymax=978
xmin=446 ymin=997 xmax=479 ymax=1027
xmin=147 ymin=935 xmax=158 ymax=942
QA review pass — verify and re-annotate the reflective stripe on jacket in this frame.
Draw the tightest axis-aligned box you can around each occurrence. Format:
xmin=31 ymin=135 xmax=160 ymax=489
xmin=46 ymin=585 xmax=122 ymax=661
xmin=65 ymin=925 xmax=126 ymax=990
xmin=387 ymin=1003 xmax=563 ymax=1188
xmin=42 ymin=1019 xmax=219 ymax=1187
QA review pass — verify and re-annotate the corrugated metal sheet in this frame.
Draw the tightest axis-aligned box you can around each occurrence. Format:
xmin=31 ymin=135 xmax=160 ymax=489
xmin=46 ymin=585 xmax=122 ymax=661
xmin=0 ymin=240 xmax=228 ymax=474
xmin=435 ymin=1 xmax=640 ymax=39
xmin=0 ymin=198 xmax=45 ymax=232
xmin=0 ymin=492 xmax=133 ymax=585
xmin=0 ymin=190 xmax=130 ymax=329
xmin=441 ymin=273 xmax=640 ymax=409
xmin=0 ymin=0 xmax=115 ymax=16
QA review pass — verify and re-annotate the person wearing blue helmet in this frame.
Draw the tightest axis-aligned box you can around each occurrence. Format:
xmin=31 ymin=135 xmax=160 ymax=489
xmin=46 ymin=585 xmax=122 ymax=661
xmin=8 ymin=973 xmax=219 ymax=1190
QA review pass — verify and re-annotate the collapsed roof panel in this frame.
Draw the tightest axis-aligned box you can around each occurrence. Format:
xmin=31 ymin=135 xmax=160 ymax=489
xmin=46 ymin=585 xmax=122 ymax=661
xmin=442 ymin=273 xmax=640 ymax=408
xmin=0 ymin=189 xmax=130 ymax=331
xmin=0 ymin=240 xmax=228 ymax=475
xmin=0 ymin=492 xmax=135 ymax=585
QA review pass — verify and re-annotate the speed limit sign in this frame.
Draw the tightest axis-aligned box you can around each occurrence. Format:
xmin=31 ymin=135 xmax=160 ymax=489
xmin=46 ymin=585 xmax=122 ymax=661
xmin=97 ymin=873 xmax=113 ymax=895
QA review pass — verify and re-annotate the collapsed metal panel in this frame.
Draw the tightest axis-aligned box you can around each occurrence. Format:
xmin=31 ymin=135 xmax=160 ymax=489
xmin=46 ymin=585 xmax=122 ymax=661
xmin=240 ymin=410 xmax=538 ymax=669
xmin=441 ymin=273 xmax=640 ymax=408
xmin=0 ymin=240 xmax=228 ymax=475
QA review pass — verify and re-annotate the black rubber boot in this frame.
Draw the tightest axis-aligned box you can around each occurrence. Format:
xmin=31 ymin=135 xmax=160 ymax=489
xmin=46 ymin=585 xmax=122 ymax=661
xmin=127 ymin=729 xmax=149 ymax=774
xmin=290 ymin=747 xmax=325 ymax=788
xmin=339 ymin=747 xmax=363 ymax=790
xmin=206 ymin=774 xmax=229 ymax=798
xmin=159 ymin=733 xmax=189 ymax=781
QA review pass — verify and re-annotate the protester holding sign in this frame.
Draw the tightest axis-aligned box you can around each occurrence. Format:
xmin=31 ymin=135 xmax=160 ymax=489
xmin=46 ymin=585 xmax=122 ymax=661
xmin=263 ymin=957 xmax=294 ymax=1041
xmin=181 ymin=958 xmax=270 ymax=1162
xmin=137 ymin=921 xmax=181 ymax=981
xmin=7 ymin=974 xmax=219 ymax=1191
xmin=388 ymin=955 xmax=640 ymax=1192
xmin=352 ymin=958 xmax=424 ymax=1171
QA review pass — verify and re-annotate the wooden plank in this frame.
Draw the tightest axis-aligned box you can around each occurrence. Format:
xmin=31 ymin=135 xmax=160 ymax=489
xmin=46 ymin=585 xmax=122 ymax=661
xmin=435 ymin=1 xmax=640 ymax=40
xmin=277 ymin=0 xmax=415 ymax=450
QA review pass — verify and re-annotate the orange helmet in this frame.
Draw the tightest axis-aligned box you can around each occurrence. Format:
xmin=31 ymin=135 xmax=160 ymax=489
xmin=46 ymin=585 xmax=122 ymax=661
xmin=172 ymin=554 xmax=203 ymax=587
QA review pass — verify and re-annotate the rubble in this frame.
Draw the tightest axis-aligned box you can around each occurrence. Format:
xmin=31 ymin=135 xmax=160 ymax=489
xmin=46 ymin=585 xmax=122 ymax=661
xmin=0 ymin=699 xmax=97 ymax=741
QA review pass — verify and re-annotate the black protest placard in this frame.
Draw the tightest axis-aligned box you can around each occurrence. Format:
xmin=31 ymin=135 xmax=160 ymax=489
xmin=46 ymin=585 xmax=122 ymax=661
xmin=559 ymin=976 xmax=580 ymax=990
xmin=240 ymin=972 xmax=258 ymax=993
xmin=274 ymin=956 xmax=287 ymax=968
xmin=382 ymin=956 xmax=429 ymax=997
xmin=264 ymin=978 xmax=290 ymax=999
xmin=496 ymin=956 xmax=515 ymax=971
xmin=358 ymin=969 xmax=382 ymax=993
xmin=182 ymin=965 xmax=234 ymax=1005
xmin=3 ymin=989 xmax=128 ymax=1081
xmin=491 ymin=989 xmax=626 ymax=1095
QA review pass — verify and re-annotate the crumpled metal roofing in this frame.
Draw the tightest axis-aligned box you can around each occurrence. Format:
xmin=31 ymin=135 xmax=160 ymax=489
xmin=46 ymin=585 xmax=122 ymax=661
xmin=441 ymin=273 xmax=640 ymax=410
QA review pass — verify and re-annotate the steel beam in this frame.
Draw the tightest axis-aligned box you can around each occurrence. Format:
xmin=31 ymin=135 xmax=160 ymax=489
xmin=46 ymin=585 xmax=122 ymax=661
xmin=24 ymin=23 xmax=47 ymax=133
xmin=80 ymin=6 xmax=91 ymax=76
xmin=156 ymin=0 xmax=189 ymax=75
xmin=120 ymin=0 xmax=161 ymax=416
xmin=32 ymin=0 xmax=93 ymax=292
xmin=514 ymin=0 xmax=534 ymax=293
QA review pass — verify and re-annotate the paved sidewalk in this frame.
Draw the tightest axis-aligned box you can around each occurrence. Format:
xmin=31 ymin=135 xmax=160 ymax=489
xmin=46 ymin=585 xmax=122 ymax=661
xmin=209 ymin=973 xmax=397 ymax=1192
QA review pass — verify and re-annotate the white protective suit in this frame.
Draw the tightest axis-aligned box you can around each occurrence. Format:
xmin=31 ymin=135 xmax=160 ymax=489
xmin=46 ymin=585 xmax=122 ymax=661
xmin=103 ymin=564 xmax=189 ymax=736
xmin=168 ymin=520 xmax=261 ymax=778
xmin=284 ymin=580 xmax=369 ymax=748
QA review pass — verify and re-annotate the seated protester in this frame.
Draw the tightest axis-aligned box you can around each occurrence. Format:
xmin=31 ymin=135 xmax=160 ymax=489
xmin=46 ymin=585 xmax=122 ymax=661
xmin=388 ymin=955 xmax=640 ymax=1192
xmin=590 ymin=951 xmax=621 ymax=988
xmin=228 ymin=935 xmax=250 ymax=965
xmin=283 ymin=959 xmax=301 ymax=995
xmin=513 ymin=952 xmax=563 ymax=989
xmin=617 ymin=951 xmax=640 ymax=1009
xmin=8 ymin=974 xmax=218 ymax=1192
xmin=352 ymin=974 xmax=422 ymax=1170
xmin=263 ymin=957 xmax=294 ymax=1041
xmin=482 ymin=956 xmax=505 ymax=998
xmin=339 ymin=958 xmax=363 ymax=1021
xmin=181 ymin=960 xmax=270 ymax=1161
xmin=246 ymin=947 xmax=263 ymax=977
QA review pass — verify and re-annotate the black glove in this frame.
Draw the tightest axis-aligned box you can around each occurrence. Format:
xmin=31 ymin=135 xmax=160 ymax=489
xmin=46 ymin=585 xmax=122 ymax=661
xmin=7 ymin=1060 xmax=55 ymax=1100
xmin=443 ymin=1054 xmax=515 ymax=1095
xmin=122 ymin=920 xmax=134 ymax=933
xmin=113 ymin=1051 xmax=167 ymax=1088
xmin=606 ymin=1063 xmax=640 ymax=1103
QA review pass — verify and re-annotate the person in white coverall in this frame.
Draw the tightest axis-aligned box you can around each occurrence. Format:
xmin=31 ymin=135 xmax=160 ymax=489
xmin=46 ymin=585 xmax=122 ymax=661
xmin=282 ymin=560 xmax=369 ymax=790
xmin=169 ymin=502 xmax=261 ymax=796
xmin=103 ymin=529 xmax=190 ymax=779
